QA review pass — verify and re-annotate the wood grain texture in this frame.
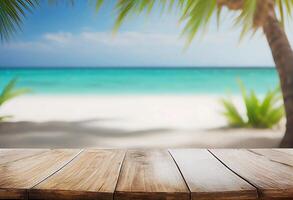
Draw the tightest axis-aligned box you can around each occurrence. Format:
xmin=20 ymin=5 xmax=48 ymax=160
xmin=0 ymin=149 xmax=47 ymax=165
xmin=30 ymin=149 xmax=126 ymax=200
xmin=115 ymin=149 xmax=189 ymax=200
xmin=0 ymin=148 xmax=292 ymax=200
xmin=210 ymin=149 xmax=293 ymax=200
xmin=0 ymin=149 xmax=81 ymax=200
xmin=274 ymin=148 xmax=293 ymax=155
xmin=249 ymin=149 xmax=293 ymax=166
xmin=170 ymin=149 xmax=257 ymax=200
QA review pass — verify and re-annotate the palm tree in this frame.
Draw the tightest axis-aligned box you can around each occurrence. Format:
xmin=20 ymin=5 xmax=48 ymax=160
xmin=105 ymin=0 xmax=293 ymax=147
xmin=1 ymin=0 xmax=293 ymax=147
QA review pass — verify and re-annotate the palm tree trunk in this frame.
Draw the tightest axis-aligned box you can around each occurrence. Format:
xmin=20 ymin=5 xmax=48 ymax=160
xmin=263 ymin=13 xmax=293 ymax=147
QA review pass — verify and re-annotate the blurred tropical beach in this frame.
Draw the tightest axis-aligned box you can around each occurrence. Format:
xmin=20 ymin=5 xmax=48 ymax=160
xmin=1 ymin=0 xmax=293 ymax=148
xmin=0 ymin=67 xmax=284 ymax=148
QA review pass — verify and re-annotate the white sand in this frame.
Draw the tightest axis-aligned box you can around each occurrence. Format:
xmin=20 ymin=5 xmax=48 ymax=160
xmin=0 ymin=95 xmax=285 ymax=148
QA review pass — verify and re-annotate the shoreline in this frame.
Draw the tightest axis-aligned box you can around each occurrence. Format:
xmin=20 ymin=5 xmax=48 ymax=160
xmin=22 ymin=93 xmax=233 ymax=97
xmin=0 ymin=95 xmax=284 ymax=148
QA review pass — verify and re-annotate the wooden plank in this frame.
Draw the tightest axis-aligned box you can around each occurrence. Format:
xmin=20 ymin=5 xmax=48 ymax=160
xmin=30 ymin=149 xmax=126 ymax=200
xmin=211 ymin=149 xmax=293 ymax=200
xmin=249 ymin=149 xmax=293 ymax=166
xmin=115 ymin=149 xmax=189 ymax=200
xmin=0 ymin=149 xmax=47 ymax=165
xmin=275 ymin=148 xmax=293 ymax=155
xmin=170 ymin=149 xmax=257 ymax=200
xmin=0 ymin=149 xmax=81 ymax=200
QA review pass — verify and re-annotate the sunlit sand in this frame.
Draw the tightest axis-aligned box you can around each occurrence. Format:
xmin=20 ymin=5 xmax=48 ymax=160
xmin=0 ymin=95 xmax=284 ymax=148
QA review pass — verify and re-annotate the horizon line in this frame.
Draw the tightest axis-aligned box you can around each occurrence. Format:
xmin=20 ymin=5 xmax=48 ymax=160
xmin=0 ymin=66 xmax=275 ymax=69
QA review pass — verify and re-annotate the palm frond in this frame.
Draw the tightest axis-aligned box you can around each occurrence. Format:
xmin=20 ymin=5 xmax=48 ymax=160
xmin=112 ymin=0 xmax=293 ymax=44
xmin=0 ymin=78 xmax=31 ymax=106
xmin=113 ymin=0 xmax=177 ymax=32
xmin=275 ymin=0 xmax=293 ymax=27
xmin=0 ymin=78 xmax=31 ymax=121
xmin=95 ymin=0 xmax=104 ymax=12
xmin=220 ymin=98 xmax=246 ymax=127
xmin=234 ymin=0 xmax=257 ymax=39
xmin=2 ymin=0 xmax=293 ymax=45
xmin=113 ymin=0 xmax=217 ymax=44
xmin=181 ymin=0 xmax=217 ymax=45
xmin=221 ymin=81 xmax=284 ymax=129
xmin=0 ymin=0 xmax=39 ymax=41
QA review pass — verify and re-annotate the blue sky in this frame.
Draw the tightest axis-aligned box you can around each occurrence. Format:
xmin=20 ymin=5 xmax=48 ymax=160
xmin=1 ymin=1 xmax=293 ymax=67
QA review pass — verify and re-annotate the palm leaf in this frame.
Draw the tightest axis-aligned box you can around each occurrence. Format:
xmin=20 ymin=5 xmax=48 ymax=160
xmin=275 ymin=0 xmax=293 ymax=27
xmin=269 ymin=105 xmax=284 ymax=122
xmin=0 ymin=115 xmax=13 ymax=122
xmin=234 ymin=0 xmax=257 ymax=40
xmin=0 ymin=78 xmax=31 ymax=106
xmin=220 ymin=98 xmax=245 ymax=127
xmin=111 ymin=0 xmax=293 ymax=44
xmin=181 ymin=0 xmax=217 ymax=46
xmin=0 ymin=78 xmax=31 ymax=121
xmin=221 ymin=80 xmax=284 ymax=129
xmin=2 ymin=0 xmax=293 ymax=44
xmin=0 ymin=0 xmax=39 ymax=41
xmin=113 ymin=0 xmax=217 ymax=44
xmin=95 ymin=0 xmax=104 ymax=12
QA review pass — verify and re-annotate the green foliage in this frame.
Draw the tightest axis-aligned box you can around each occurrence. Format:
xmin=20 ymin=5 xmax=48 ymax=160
xmin=0 ymin=78 xmax=31 ymax=121
xmin=111 ymin=0 xmax=293 ymax=44
xmin=221 ymin=98 xmax=246 ymax=127
xmin=235 ymin=0 xmax=257 ymax=39
xmin=275 ymin=0 xmax=293 ymax=26
xmin=221 ymin=82 xmax=284 ymax=128
xmin=2 ymin=0 xmax=293 ymax=43
xmin=0 ymin=0 xmax=39 ymax=41
xmin=113 ymin=0 xmax=218 ymax=46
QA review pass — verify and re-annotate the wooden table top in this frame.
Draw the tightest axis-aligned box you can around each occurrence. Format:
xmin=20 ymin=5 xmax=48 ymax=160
xmin=0 ymin=149 xmax=292 ymax=200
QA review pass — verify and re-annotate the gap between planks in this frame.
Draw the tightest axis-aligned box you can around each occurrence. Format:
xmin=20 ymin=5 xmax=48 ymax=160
xmin=113 ymin=149 xmax=128 ymax=199
xmin=170 ymin=149 xmax=258 ymax=200
xmin=168 ymin=149 xmax=192 ymax=200
xmin=24 ymin=149 xmax=258 ymax=200
xmin=29 ymin=149 xmax=84 ymax=189
xmin=2 ymin=149 xmax=292 ymax=200
xmin=208 ymin=149 xmax=260 ymax=199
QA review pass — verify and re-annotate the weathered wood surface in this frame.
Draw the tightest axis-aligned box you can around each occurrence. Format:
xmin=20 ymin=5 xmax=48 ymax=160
xmin=0 ymin=148 xmax=292 ymax=200
xmin=0 ymin=149 xmax=81 ymax=199
xmin=170 ymin=149 xmax=257 ymax=200
xmin=249 ymin=149 xmax=293 ymax=166
xmin=210 ymin=149 xmax=293 ymax=200
xmin=30 ymin=149 xmax=125 ymax=200
xmin=0 ymin=149 xmax=47 ymax=165
xmin=115 ymin=149 xmax=190 ymax=200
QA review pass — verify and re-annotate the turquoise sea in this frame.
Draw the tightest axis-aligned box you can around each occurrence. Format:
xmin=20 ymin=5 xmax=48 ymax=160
xmin=0 ymin=67 xmax=279 ymax=95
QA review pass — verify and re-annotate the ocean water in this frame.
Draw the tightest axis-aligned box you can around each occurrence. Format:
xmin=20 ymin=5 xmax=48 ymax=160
xmin=0 ymin=67 xmax=279 ymax=95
